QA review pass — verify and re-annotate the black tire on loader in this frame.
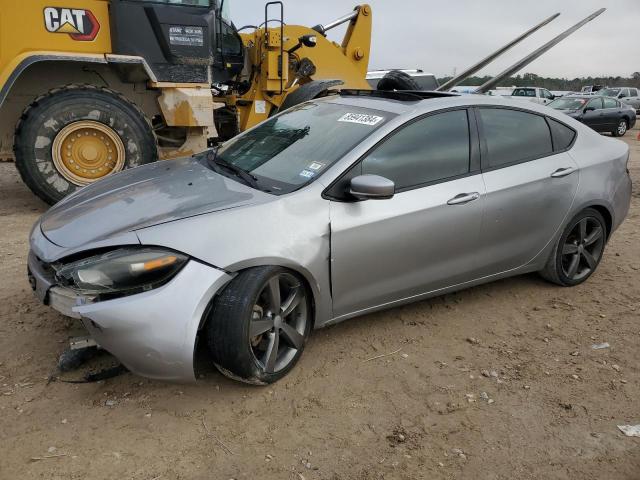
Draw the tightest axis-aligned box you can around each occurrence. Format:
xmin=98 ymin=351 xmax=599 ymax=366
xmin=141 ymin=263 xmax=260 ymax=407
xmin=376 ymin=70 xmax=421 ymax=91
xmin=14 ymin=84 xmax=156 ymax=205
xmin=277 ymin=79 xmax=344 ymax=113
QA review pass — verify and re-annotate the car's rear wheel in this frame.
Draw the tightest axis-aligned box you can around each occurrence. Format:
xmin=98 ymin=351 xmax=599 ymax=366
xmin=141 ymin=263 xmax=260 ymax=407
xmin=540 ymin=208 xmax=607 ymax=286
xmin=206 ymin=266 xmax=312 ymax=384
xmin=612 ymin=119 xmax=628 ymax=137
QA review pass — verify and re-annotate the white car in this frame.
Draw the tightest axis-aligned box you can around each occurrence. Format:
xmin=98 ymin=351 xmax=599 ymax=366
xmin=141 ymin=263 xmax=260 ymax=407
xmin=511 ymin=87 xmax=556 ymax=105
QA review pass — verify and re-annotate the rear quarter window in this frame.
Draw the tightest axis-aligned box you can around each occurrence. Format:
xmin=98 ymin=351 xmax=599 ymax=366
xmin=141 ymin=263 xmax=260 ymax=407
xmin=547 ymin=118 xmax=576 ymax=151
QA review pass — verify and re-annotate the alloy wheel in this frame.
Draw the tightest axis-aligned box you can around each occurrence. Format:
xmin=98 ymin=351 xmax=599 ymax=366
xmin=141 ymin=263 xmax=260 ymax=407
xmin=617 ymin=120 xmax=627 ymax=136
xmin=561 ymin=217 xmax=605 ymax=281
xmin=249 ymin=273 xmax=308 ymax=373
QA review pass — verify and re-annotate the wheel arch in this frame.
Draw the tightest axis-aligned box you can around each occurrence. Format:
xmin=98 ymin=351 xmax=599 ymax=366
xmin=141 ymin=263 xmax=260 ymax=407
xmin=215 ymin=258 xmax=324 ymax=328
xmin=587 ymin=204 xmax=613 ymax=239
xmin=570 ymin=201 xmax=613 ymax=239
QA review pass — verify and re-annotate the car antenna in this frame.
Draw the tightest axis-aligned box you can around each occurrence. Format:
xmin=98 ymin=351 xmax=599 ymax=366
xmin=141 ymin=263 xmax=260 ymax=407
xmin=475 ymin=8 xmax=606 ymax=94
xmin=436 ymin=12 xmax=560 ymax=92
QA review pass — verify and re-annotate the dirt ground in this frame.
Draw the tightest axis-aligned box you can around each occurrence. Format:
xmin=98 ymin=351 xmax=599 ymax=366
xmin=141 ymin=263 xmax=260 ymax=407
xmin=0 ymin=126 xmax=639 ymax=480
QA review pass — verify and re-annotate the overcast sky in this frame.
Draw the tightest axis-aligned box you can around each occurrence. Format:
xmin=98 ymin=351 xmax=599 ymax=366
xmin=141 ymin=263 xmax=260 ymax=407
xmin=231 ymin=0 xmax=638 ymax=79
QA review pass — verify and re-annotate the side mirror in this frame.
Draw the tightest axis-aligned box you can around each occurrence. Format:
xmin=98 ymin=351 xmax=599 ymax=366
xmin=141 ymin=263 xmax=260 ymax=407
xmin=584 ymin=106 xmax=595 ymax=113
xmin=349 ymin=175 xmax=395 ymax=200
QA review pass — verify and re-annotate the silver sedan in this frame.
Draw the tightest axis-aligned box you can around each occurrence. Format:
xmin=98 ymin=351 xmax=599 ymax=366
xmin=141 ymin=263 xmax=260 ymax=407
xmin=28 ymin=91 xmax=632 ymax=384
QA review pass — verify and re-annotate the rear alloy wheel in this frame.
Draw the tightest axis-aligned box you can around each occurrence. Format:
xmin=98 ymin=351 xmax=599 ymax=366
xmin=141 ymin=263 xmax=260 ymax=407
xmin=540 ymin=208 xmax=606 ymax=286
xmin=207 ymin=266 xmax=311 ymax=384
xmin=612 ymin=119 xmax=628 ymax=137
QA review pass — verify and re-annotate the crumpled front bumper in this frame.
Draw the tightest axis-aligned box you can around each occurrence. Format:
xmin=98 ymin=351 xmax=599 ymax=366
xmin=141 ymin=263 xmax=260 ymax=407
xmin=28 ymin=253 xmax=233 ymax=382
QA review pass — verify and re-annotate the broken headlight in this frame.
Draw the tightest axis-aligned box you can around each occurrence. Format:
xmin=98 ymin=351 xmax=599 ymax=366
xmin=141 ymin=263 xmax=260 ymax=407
xmin=55 ymin=248 xmax=188 ymax=297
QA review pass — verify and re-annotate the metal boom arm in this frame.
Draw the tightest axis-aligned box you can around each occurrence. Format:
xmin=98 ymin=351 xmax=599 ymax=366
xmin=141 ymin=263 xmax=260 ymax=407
xmin=475 ymin=8 xmax=606 ymax=94
xmin=436 ymin=12 xmax=560 ymax=91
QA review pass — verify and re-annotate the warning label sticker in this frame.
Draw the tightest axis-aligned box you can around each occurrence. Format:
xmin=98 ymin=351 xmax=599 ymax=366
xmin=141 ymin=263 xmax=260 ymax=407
xmin=338 ymin=113 xmax=384 ymax=126
xmin=169 ymin=26 xmax=204 ymax=47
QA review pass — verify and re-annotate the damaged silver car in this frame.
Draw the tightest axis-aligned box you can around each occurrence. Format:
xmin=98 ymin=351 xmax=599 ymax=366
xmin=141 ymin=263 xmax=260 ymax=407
xmin=28 ymin=90 xmax=632 ymax=384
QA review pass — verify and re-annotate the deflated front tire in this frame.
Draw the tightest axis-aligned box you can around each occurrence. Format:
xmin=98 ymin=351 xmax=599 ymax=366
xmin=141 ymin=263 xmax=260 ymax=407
xmin=206 ymin=266 xmax=312 ymax=385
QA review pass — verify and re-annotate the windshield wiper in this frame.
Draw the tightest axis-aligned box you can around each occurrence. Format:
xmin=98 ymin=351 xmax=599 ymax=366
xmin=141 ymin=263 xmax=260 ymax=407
xmin=206 ymin=148 xmax=259 ymax=189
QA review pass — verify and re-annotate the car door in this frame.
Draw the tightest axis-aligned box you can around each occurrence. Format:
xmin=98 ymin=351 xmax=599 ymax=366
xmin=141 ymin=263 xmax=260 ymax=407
xmin=328 ymin=109 xmax=485 ymax=318
xmin=582 ymin=97 xmax=604 ymax=130
xmin=475 ymin=107 xmax=579 ymax=276
xmin=602 ymin=96 xmax=622 ymax=129
xmin=540 ymin=89 xmax=553 ymax=105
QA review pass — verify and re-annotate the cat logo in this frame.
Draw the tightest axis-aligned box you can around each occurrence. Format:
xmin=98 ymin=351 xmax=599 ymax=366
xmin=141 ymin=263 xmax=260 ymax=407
xmin=43 ymin=7 xmax=100 ymax=41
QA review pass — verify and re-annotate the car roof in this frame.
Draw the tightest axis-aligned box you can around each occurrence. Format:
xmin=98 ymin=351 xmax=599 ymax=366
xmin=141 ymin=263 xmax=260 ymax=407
xmin=322 ymin=90 xmax=577 ymax=119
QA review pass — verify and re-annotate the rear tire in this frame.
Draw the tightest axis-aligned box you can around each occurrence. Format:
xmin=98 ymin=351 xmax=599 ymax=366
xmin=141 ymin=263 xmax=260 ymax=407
xmin=539 ymin=208 xmax=607 ymax=286
xmin=14 ymin=85 xmax=157 ymax=205
xmin=611 ymin=119 xmax=628 ymax=137
xmin=376 ymin=70 xmax=420 ymax=91
xmin=206 ymin=266 xmax=312 ymax=385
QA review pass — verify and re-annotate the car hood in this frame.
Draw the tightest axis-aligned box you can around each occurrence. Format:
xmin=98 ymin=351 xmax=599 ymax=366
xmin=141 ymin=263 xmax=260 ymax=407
xmin=40 ymin=156 xmax=272 ymax=248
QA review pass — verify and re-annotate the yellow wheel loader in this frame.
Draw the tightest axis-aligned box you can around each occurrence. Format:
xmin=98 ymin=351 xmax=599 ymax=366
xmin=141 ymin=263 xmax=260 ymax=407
xmin=0 ymin=0 xmax=372 ymax=204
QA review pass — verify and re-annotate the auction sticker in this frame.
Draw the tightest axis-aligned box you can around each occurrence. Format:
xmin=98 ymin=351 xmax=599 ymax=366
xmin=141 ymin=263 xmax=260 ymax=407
xmin=308 ymin=162 xmax=325 ymax=171
xmin=299 ymin=170 xmax=315 ymax=179
xmin=338 ymin=113 xmax=384 ymax=126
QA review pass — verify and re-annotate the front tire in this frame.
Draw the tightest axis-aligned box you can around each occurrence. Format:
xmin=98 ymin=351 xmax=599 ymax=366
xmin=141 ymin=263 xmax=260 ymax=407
xmin=540 ymin=208 xmax=607 ymax=286
xmin=206 ymin=266 xmax=312 ymax=385
xmin=14 ymin=85 xmax=157 ymax=205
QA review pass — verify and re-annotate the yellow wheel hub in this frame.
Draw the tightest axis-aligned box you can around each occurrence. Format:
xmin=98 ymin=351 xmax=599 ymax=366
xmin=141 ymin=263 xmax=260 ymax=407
xmin=52 ymin=120 xmax=126 ymax=186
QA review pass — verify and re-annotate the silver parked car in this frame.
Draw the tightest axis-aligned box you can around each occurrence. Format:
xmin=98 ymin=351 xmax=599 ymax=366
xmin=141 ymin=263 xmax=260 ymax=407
xmin=28 ymin=91 xmax=632 ymax=384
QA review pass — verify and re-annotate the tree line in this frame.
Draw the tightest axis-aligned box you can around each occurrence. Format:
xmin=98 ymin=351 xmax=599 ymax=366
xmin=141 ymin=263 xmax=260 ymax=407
xmin=437 ymin=72 xmax=640 ymax=91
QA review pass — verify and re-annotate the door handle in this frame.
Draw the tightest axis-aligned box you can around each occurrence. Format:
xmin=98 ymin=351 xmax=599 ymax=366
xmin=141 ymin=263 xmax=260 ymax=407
xmin=447 ymin=192 xmax=480 ymax=205
xmin=551 ymin=167 xmax=576 ymax=178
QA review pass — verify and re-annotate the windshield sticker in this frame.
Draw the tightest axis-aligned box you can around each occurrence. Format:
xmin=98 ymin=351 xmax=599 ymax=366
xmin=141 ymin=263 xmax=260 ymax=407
xmin=299 ymin=170 xmax=315 ymax=179
xmin=338 ymin=113 xmax=384 ymax=126
xmin=308 ymin=162 xmax=325 ymax=171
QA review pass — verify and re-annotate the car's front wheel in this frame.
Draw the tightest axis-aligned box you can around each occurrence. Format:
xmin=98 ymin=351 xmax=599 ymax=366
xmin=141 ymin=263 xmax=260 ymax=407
xmin=612 ymin=119 xmax=628 ymax=137
xmin=206 ymin=266 xmax=312 ymax=384
xmin=540 ymin=208 xmax=607 ymax=286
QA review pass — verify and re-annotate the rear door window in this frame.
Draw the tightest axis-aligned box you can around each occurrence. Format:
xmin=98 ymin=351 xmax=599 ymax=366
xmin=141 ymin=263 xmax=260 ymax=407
xmin=513 ymin=88 xmax=536 ymax=97
xmin=602 ymin=97 xmax=618 ymax=109
xmin=361 ymin=109 xmax=471 ymax=190
xmin=478 ymin=108 xmax=553 ymax=169
xmin=587 ymin=98 xmax=603 ymax=110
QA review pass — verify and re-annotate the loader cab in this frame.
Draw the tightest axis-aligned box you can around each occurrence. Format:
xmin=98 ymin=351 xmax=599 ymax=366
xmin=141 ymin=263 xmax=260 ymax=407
xmin=109 ymin=0 xmax=244 ymax=84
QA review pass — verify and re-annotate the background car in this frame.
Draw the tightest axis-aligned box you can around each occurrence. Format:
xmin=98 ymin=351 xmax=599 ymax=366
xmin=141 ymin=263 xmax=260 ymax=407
xmin=510 ymin=86 xmax=556 ymax=105
xmin=28 ymin=92 xmax=632 ymax=385
xmin=597 ymin=87 xmax=640 ymax=113
xmin=548 ymin=95 xmax=636 ymax=136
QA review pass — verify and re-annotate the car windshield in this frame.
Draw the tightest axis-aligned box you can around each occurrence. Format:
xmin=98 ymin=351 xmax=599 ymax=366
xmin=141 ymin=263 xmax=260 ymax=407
xmin=548 ymin=97 xmax=588 ymax=110
xmin=209 ymin=101 xmax=393 ymax=194
xmin=598 ymin=88 xmax=620 ymax=97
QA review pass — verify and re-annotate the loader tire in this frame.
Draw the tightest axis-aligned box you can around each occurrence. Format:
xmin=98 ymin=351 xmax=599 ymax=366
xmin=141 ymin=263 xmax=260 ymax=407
xmin=14 ymin=84 xmax=157 ymax=205
xmin=376 ymin=70 xmax=420 ymax=91
xmin=278 ymin=79 xmax=344 ymax=112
